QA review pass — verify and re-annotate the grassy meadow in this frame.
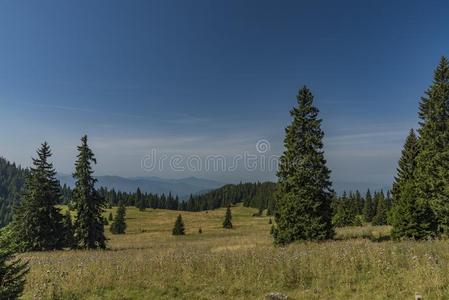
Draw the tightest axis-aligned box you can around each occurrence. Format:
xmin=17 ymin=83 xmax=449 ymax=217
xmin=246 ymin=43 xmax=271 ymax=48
xmin=20 ymin=205 xmax=449 ymax=299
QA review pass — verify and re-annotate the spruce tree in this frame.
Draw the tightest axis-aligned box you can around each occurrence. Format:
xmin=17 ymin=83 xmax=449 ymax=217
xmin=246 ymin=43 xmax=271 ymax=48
xmin=110 ymin=202 xmax=127 ymax=234
xmin=11 ymin=142 xmax=66 ymax=251
xmin=372 ymin=191 xmax=387 ymax=225
xmin=332 ymin=192 xmax=358 ymax=227
xmin=392 ymin=130 xmax=419 ymax=204
xmin=390 ymin=129 xmax=437 ymax=239
xmin=273 ymin=86 xmax=334 ymax=244
xmin=362 ymin=189 xmax=374 ymax=222
xmin=135 ymin=187 xmax=145 ymax=211
xmin=72 ymin=135 xmax=107 ymax=249
xmin=0 ymin=249 xmax=28 ymax=299
xmin=223 ymin=206 xmax=233 ymax=229
xmin=172 ymin=214 xmax=185 ymax=235
xmin=414 ymin=57 xmax=449 ymax=236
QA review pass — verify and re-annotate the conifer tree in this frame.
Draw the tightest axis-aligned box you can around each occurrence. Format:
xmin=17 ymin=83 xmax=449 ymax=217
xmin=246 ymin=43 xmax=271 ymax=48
xmin=110 ymin=202 xmax=126 ymax=234
xmin=72 ymin=135 xmax=107 ymax=249
xmin=223 ymin=206 xmax=233 ymax=229
xmin=273 ymin=86 xmax=334 ymax=244
xmin=135 ymin=187 xmax=145 ymax=211
xmin=354 ymin=190 xmax=364 ymax=215
xmin=414 ymin=57 xmax=449 ymax=236
xmin=390 ymin=129 xmax=437 ymax=239
xmin=392 ymin=130 xmax=419 ymax=204
xmin=332 ymin=192 xmax=358 ymax=227
xmin=0 ymin=249 xmax=28 ymax=299
xmin=362 ymin=189 xmax=374 ymax=222
xmin=172 ymin=214 xmax=185 ymax=235
xmin=372 ymin=191 xmax=388 ymax=225
xmin=11 ymin=142 xmax=66 ymax=251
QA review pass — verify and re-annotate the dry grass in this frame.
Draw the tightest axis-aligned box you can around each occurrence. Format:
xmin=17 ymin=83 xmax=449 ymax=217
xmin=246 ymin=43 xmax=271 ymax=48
xmin=20 ymin=205 xmax=449 ymax=299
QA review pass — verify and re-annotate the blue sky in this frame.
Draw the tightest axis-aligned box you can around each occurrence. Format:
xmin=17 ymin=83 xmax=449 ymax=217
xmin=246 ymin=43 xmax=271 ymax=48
xmin=0 ymin=0 xmax=448 ymax=190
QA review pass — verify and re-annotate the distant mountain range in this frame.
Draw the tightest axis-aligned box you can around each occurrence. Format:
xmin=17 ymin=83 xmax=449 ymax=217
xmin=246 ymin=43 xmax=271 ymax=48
xmin=57 ymin=174 xmax=224 ymax=197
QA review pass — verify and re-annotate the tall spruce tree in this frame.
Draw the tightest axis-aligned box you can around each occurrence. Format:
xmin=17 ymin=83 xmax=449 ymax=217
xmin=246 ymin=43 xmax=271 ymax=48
xmin=223 ymin=206 xmax=233 ymax=229
xmin=172 ymin=214 xmax=185 ymax=235
xmin=0 ymin=248 xmax=28 ymax=299
xmin=110 ymin=202 xmax=127 ymax=234
xmin=273 ymin=86 xmax=334 ymax=244
xmin=72 ymin=135 xmax=107 ymax=249
xmin=414 ymin=57 xmax=449 ymax=236
xmin=390 ymin=129 xmax=437 ymax=239
xmin=11 ymin=142 xmax=66 ymax=251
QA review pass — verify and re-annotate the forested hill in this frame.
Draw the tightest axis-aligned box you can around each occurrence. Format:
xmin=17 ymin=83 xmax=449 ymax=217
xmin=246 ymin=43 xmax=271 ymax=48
xmin=91 ymin=181 xmax=277 ymax=214
xmin=0 ymin=157 xmax=27 ymax=226
xmin=179 ymin=182 xmax=276 ymax=213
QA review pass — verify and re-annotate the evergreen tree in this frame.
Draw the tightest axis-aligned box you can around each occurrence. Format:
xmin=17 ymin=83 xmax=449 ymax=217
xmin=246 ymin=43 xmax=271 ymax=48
xmin=392 ymin=130 xmax=419 ymax=204
xmin=273 ymin=86 xmax=334 ymax=244
xmin=172 ymin=214 xmax=185 ymax=235
xmin=223 ymin=206 xmax=233 ymax=229
xmin=332 ymin=192 xmax=359 ymax=227
xmin=135 ymin=187 xmax=145 ymax=211
xmin=0 ymin=248 xmax=28 ymax=299
xmin=72 ymin=135 xmax=107 ymax=249
xmin=390 ymin=182 xmax=437 ymax=239
xmin=362 ymin=189 xmax=374 ymax=222
xmin=110 ymin=202 xmax=126 ymax=234
xmin=11 ymin=142 xmax=66 ymax=251
xmin=354 ymin=190 xmax=364 ymax=215
xmin=390 ymin=129 xmax=437 ymax=239
xmin=414 ymin=57 xmax=449 ymax=236
xmin=372 ymin=191 xmax=388 ymax=225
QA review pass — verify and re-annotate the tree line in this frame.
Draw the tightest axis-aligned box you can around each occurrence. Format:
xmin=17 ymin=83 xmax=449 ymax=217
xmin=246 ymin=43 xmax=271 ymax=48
xmin=332 ymin=189 xmax=392 ymax=227
xmin=62 ymin=181 xmax=277 ymax=214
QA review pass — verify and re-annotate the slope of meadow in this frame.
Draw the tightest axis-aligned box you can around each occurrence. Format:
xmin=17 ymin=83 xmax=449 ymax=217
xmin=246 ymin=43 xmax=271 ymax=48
xmin=21 ymin=205 xmax=449 ymax=300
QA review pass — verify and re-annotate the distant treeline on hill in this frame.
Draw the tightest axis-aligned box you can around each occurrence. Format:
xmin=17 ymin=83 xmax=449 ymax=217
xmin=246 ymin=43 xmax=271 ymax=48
xmin=63 ymin=182 xmax=277 ymax=214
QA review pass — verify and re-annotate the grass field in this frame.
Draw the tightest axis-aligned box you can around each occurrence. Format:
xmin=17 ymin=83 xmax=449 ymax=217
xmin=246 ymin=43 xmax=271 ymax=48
xmin=20 ymin=205 xmax=449 ymax=299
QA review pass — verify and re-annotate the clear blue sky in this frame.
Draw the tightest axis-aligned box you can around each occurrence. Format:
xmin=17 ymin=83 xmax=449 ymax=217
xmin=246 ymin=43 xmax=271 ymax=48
xmin=0 ymin=0 xmax=448 ymax=190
